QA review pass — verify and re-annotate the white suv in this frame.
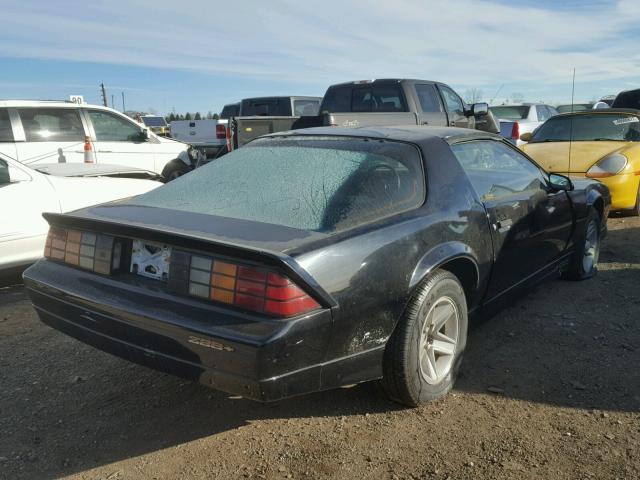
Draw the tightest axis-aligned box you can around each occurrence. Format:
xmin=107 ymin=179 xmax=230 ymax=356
xmin=0 ymin=101 xmax=196 ymax=180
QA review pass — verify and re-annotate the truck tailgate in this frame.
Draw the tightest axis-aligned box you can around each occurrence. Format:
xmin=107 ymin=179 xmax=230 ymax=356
xmin=327 ymin=112 xmax=418 ymax=128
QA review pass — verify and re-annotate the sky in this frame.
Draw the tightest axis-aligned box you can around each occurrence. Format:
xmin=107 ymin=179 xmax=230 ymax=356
xmin=1 ymin=0 xmax=639 ymax=114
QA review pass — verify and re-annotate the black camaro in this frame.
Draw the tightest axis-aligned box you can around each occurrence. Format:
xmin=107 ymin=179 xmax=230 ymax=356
xmin=23 ymin=126 xmax=610 ymax=406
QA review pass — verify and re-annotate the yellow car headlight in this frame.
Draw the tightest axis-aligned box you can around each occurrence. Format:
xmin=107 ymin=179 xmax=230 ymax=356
xmin=586 ymin=153 xmax=628 ymax=178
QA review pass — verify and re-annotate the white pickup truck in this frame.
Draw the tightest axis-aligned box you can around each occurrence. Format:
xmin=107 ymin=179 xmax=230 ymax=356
xmin=169 ymin=103 xmax=239 ymax=159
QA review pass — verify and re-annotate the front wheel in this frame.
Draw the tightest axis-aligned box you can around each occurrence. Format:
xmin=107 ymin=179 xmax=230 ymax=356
xmin=563 ymin=209 xmax=601 ymax=280
xmin=382 ymin=269 xmax=468 ymax=407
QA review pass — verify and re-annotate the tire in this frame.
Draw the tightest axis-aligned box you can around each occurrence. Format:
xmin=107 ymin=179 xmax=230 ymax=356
xmin=563 ymin=208 xmax=601 ymax=280
xmin=382 ymin=269 xmax=468 ymax=407
xmin=162 ymin=161 xmax=190 ymax=182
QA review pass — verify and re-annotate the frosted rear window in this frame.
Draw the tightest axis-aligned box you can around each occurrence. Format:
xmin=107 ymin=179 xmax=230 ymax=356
xmin=131 ymin=137 xmax=425 ymax=233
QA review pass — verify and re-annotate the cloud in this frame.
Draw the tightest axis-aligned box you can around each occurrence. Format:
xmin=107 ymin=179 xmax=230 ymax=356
xmin=1 ymin=0 xmax=638 ymax=93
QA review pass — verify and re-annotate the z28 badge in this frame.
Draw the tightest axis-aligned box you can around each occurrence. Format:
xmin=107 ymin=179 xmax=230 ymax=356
xmin=187 ymin=336 xmax=234 ymax=352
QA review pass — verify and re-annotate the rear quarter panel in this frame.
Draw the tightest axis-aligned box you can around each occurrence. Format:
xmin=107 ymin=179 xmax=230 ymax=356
xmin=292 ymin=138 xmax=493 ymax=365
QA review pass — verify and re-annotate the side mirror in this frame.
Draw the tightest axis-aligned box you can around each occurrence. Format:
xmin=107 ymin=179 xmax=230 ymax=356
xmin=133 ymin=129 xmax=149 ymax=142
xmin=0 ymin=160 xmax=10 ymax=185
xmin=548 ymin=173 xmax=573 ymax=191
xmin=520 ymin=132 xmax=533 ymax=142
xmin=470 ymin=102 xmax=489 ymax=117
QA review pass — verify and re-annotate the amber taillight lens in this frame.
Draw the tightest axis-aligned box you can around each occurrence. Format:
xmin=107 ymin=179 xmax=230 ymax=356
xmin=186 ymin=254 xmax=320 ymax=317
xmin=44 ymin=227 xmax=123 ymax=275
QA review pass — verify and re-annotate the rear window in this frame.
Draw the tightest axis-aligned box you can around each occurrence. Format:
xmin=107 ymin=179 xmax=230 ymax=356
xmin=141 ymin=116 xmax=167 ymax=127
xmin=18 ymin=108 xmax=85 ymax=142
xmin=220 ymin=104 xmax=240 ymax=119
xmin=489 ymin=106 xmax=531 ymax=120
xmin=131 ymin=137 xmax=425 ymax=233
xmin=240 ymin=98 xmax=292 ymax=116
xmin=0 ymin=109 xmax=13 ymax=142
xmin=556 ymin=104 xmax=592 ymax=113
xmin=530 ymin=113 xmax=640 ymax=142
xmin=321 ymin=84 xmax=407 ymax=113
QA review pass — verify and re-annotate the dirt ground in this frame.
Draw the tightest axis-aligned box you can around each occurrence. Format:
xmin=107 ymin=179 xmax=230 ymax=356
xmin=1 ymin=217 xmax=638 ymax=480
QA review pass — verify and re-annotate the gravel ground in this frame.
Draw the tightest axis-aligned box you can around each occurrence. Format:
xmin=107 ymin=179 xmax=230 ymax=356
xmin=1 ymin=217 xmax=638 ymax=480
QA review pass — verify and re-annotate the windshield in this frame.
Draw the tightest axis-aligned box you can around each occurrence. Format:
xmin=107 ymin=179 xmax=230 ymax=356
xmin=141 ymin=116 xmax=167 ymax=127
xmin=131 ymin=137 xmax=425 ymax=233
xmin=556 ymin=104 xmax=593 ymax=113
xmin=530 ymin=114 xmax=640 ymax=142
xmin=489 ymin=106 xmax=530 ymax=120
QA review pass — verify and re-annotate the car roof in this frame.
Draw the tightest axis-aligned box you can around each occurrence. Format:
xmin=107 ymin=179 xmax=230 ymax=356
xmin=327 ymin=79 xmax=438 ymax=87
xmin=490 ymin=103 xmax=544 ymax=107
xmin=0 ymin=100 xmax=125 ymax=113
xmin=241 ymin=96 xmax=322 ymax=101
xmin=264 ymin=125 xmax=499 ymax=145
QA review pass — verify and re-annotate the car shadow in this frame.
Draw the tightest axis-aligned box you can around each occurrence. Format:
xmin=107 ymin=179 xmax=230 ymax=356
xmin=456 ymin=225 xmax=640 ymax=412
xmin=1 ymin=227 xmax=638 ymax=479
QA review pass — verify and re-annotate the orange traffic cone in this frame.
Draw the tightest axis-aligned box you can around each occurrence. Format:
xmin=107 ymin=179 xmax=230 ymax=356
xmin=84 ymin=136 xmax=95 ymax=163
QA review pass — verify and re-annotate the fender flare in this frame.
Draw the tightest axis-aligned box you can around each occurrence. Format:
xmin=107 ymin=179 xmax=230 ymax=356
xmin=409 ymin=240 xmax=480 ymax=293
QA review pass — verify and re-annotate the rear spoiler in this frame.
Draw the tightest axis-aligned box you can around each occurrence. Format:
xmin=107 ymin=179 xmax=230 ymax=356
xmin=42 ymin=212 xmax=337 ymax=309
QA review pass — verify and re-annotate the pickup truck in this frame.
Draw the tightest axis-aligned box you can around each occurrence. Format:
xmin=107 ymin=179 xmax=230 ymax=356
xmin=229 ymin=79 xmax=498 ymax=149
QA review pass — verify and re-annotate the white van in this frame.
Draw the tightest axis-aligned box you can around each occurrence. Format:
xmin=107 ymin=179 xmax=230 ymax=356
xmin=0 ymin=101 xmax=196 ymax=180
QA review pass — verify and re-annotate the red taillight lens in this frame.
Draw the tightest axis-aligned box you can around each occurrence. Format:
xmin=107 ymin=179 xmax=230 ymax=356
xmin=215 ymin=124 xmax=226 ymax=139
xmin=187 ymin=255 xmax=320 ymax=318
xmin=511 ymin=121 xmax=520 ymax=140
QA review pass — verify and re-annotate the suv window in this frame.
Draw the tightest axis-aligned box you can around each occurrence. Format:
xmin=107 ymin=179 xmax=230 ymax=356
xmin=293 ymin=99 xmax=320 ymax=116
xmin=0 ymin=109 xmax=13 ymax=142
xmin=88 ymin=110 xmax=143 ymax=142
xmin=415 ymin=84 xmax=443 ymax=113
xmin=241 ymin=98 xmax=292 ymax=116
xmin=439 ymin=86 xmax=465 ymax=115
xmin=451 ymin=140 xmax=545 ymax=201
xmin=18 ymin=108 xmax=85 ymax=142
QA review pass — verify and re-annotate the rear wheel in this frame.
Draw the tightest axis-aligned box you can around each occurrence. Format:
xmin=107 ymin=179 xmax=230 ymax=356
xmin=382 ymin=269 xmax=468 ymax=407
xmin=563 ymin=209 xmax=601 ymax=280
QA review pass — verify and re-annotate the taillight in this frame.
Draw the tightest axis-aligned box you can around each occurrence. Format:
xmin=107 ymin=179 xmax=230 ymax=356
xmin=187 ymin=255 xmax=320 ymax=317
xmin=215 ymin=124 xmax=226 ymax=139
xmin=44 ymin=227 xmax=123 ymax=274
xmin=511 ymin=121 xmax=520 ymax=140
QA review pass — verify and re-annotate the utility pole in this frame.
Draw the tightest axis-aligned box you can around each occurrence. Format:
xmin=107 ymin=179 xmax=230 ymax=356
xmin=111 ymin=94 xmax=115 ymax=109
xmin=100 ymin=83 xmax=108 ymax=107
xmin=121 ymin=91 xmax=126 ymax=113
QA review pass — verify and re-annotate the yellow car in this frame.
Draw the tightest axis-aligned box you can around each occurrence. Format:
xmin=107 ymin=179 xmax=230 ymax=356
xmin=521 ymin=109 xmax=640 ymax=214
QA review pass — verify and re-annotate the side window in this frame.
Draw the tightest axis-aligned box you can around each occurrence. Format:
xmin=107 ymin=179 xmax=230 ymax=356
xmin=438 ymin=86 xmax=464 ymax=115
xmin=293 ymin=99 xmax=320 ymax=116
xmin=0 ymin=109 xmax=14 ymax=142
xmin=546 ymin=105 xmax=559 ymax=117
xmin=88 ymin=110 xmax=143 ymax=142
xmin=536 ymin=106 xmax=549 ymax=122
xmin=415 ymin=84 xmax=443 ymax=113
xmin=18 ymin=108 xmax=85 ymax=142
xmin=451 ymin=140 xmax=545 ymax=201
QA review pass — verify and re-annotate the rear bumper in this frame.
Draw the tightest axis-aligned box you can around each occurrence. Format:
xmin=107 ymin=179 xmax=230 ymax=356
xmin=23 ymin=260 xmax=370 ymax=402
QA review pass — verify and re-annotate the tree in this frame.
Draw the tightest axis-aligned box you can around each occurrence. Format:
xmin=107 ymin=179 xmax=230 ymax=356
xmin=206 ymin=111 xmax=214 ymax=120
xmin=167 ymin=113 xmax=176 ymax=122
xmin=185 ymin=112 xmax=192 ymax=120
xmin=464 ymin=88 xmax=484 ymax=104
xmin=212 ymin=113 xmax=220 ymax=120
xmin=194 ymin=112 xmax=202 ymax=120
